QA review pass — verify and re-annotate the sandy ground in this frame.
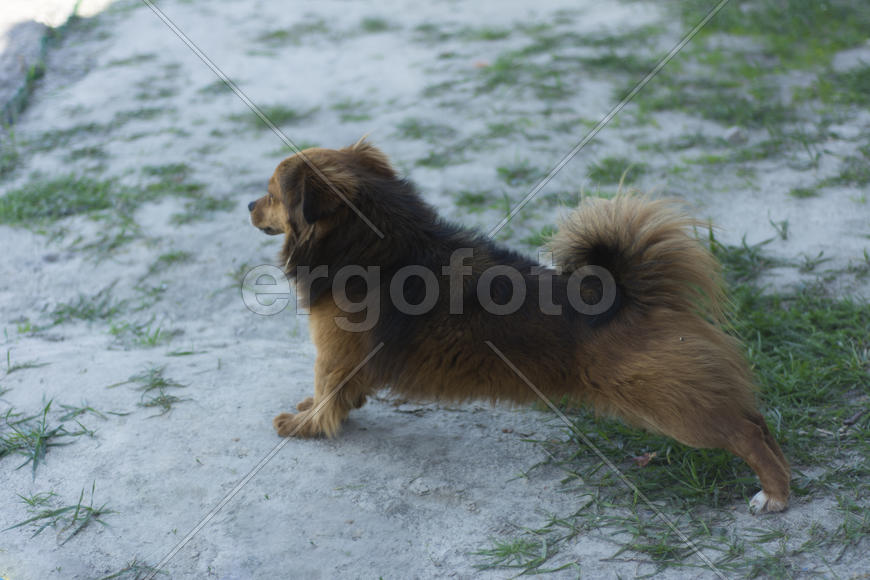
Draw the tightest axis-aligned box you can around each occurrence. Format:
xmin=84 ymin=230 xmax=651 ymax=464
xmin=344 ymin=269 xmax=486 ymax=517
xmin=0 ymin=1 xmax=868 ymax=578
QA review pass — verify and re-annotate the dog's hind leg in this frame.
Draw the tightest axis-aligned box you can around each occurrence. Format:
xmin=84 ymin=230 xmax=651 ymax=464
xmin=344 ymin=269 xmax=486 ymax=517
xmin=648 ymin=406 xmax=790 ymax=513
xmin=273 ymin=356 xmax=371 ymax=438
xmin=598 ymin=380 xmax=791 ymax=514
xmin=723 ymin=412 xmax=791 ymax=513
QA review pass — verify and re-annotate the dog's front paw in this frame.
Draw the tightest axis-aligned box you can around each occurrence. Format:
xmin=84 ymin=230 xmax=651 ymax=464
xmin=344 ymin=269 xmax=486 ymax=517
xmin=296 ymin=397 xmax=314 ymax=411
xmin=273 ymin=411 xmax=317 ymax=438
xmin=749 ymin=490 xmax=788 ymax=514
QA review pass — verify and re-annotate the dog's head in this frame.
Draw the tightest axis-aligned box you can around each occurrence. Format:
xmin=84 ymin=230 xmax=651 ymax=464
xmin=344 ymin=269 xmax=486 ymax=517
xmin=248 ymin=139 xmax=395 ymax=239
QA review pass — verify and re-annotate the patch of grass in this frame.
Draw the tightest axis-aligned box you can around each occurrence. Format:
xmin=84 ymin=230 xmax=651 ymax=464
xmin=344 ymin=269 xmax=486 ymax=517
xmin=135 ymin=84 xmax=178 ymax=101
xmin=2 ymin=52 xmax=44 ymax=125
xmin=522 ymin=225 xmax=557 ymax=248
xmin=70 ymin=219 xmax=142 ymax=261
xmin=789 ymin=186 xmax=818 ymax=199
xmin=98 ymin=559 xmax=166 ymax=580
xmin=513 ymin=26 xmax=575 ymax=56
xmin=730 ymin=289 xmax=870 ymax=466
xmin=485 ymin=121 xmax=526 ymax=140
xmin=687 ymin=153 xmax=730 ymax=166
xmin=166 ymin=349 xmax=206 ymax=357
xmin=1 ymin=130 xmax=19 ymax=178
xmin=797 ymin=251 xmax=831 ymax=274
xmin=142 ymin=166 xmax=196 ymax=197
xmin=66 ymin=145 xmax=107 ymax=161
xmin=587 ymin=156 xmax=647 ymax=184
xmin=58 ymin=403 xmax=116 ymax=422
xmin=144 ymin=250 xmax=192 ymax=279
xmin=5 ymin=350 xmax=49 ymax=375
xmin=395 ymin=118 xmax=458 ymax=141
xmin=653 ymin=132 xmax=722 ymax=151
xmin=532 ymin=74 xmax=572 ymax=100
xmin=0 ymin=400 xmax=92 ymax=479
xmin=0 ymin=168 xmax=188 ymax=255
xmin=29 ymin=122 xmax=107 ymax=152
xmin=170 ymin=195 xmax=235 ymax=225
xmin=360 ymin=17 xmax=394 ymax=33
xmin=412 ymin=23 xmax=452 ymax=44
xmin=123 ymin=366 xmax=188 ymax=416
xmin=257 ymin=18 xmax=329 ymax=45
xmin=131 ymin=285 xmax=168 ymax=313
xmin=223 ymin=261 xmax=257 ymax=294
xmin=685 ymin=126 xmax=827 ymax=168
xmin=846 ymin=250 xmax=870 ymax=279
xmin=478 ymin=53 xmax=528 ymax=93
xmin=143 ymin=163 xmax=190 ymax=179
xmin=106 ymin=53 xmax=157 ymax=67
xmin=680 ymin=0 xmax=870 ymax=68
xmin=769 ymin=217 xmax=789 ymax=241
xmin=197 ymin=79 xmax=231 ymax=96
xmin=457 ymin=26 xmax=511 ymax=41
xmin=332 ymin=98 xmax=373 ymax=122
xmin=496 ymin=160 xmax=546 ymax=187
xmin=820 ymin=154 xmax=870 ymax=187
xmin=475 ymin=537 xmax=565 ymax=572
xmin=142 ymin=163 xmax=229 ymax=225
xmin=828 ymin=496 xmax=870 ymax=555
xmin=709 ymin=234 xmax=779 ymax=285
xmin=475 ymin=46 xmax=575 ymax=99
xmin=552 ymin=116 xmax=595 ymax=135
xmin=50 ymin=285 xmax=125 ymax=326
xmin=634 ymin=77 xmax=793 ymax=129
xmin=113 ymin=107 xmax=165 ymax=124
xmin=579 ymin=52 xmax=657 ymax=76
xmin=231 ymin=105 xmax=317 ymax=129
xmin=0 ymin=175 xmax=117 ymax=225
xmin=5 ymin=482 xmax=113 ymax=545
xmin=455 ymin=190 xmax=492 ymax=211
xmin=798 ymin=65 xmax=870 ymax=108
xmin=139 ymin=392 xmax=186 ymax=415
xmin=142 ymin=163 xmax=204 ymax=199
xmin=417 ymin=149 xmax=460 ymax=168
xmin=109 ymin=319 xmax=179 ymax=348
xmin=15 ymin=319 xmax=36 ymax=335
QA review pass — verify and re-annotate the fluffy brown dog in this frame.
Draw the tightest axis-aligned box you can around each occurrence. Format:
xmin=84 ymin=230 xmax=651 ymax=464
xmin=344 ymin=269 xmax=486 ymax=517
xmin=248 ymin=139 xmax=790 ymax=513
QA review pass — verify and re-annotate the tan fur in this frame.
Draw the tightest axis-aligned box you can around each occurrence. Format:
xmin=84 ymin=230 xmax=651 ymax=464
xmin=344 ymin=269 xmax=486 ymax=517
xmin=550 ymin=196 xmax=727 ymax=323
xmin=249 ymin=141 xmax=791 ymax=513
xmin=273 ymin=296 xmax=370 ymax=438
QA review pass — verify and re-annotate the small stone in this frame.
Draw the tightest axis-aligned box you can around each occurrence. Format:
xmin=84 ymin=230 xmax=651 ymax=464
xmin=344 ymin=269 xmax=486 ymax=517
xmin=409 ymin=478 xmax=431 ymax=495
xmin=724 ymin=126 xmax=747 ymax=145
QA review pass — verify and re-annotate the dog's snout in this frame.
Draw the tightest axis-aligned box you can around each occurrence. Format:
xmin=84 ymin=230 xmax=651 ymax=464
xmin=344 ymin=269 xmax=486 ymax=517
xmin=248 ymin=201 xmax=256 ymax=212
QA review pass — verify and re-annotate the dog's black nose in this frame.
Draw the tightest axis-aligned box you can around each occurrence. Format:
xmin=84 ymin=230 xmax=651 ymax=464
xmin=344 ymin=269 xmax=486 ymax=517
xmin=248 ymin=201 xmax=256 ymax=212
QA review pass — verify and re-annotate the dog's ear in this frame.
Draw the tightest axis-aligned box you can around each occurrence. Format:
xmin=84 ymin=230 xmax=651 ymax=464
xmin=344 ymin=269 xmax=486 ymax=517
xmin=282 ymin=155 xmax=358 ymax=225
xmin=346 ymin=137 xmax=396 ymax=179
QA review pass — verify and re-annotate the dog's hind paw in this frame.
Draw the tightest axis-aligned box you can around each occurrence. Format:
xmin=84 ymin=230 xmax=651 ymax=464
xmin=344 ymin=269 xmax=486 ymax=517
xmin=296 ymin=397 xmax=314 ymax=411
xmin=749 ymin=490 xmax=788 ymax=514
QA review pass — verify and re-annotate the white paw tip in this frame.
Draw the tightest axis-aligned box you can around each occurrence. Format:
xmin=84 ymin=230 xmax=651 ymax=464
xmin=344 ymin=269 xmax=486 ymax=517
xmin=749 ymin=490 xmax=788 ymax=514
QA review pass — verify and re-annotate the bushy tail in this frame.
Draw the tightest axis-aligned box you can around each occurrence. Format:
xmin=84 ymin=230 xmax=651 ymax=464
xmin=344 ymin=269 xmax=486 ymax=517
xmin=549 ymin=195 xmax=727 ymax=323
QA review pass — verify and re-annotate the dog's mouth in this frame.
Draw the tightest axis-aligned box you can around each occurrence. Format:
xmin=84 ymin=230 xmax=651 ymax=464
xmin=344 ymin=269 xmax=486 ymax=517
xmin=259 ymin=226 xmax=282 ymax=235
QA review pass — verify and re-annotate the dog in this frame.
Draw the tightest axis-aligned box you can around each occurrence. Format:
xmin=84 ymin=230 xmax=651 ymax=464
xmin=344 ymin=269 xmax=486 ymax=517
xmin=248 ymin=138 xmax=790 ymax=513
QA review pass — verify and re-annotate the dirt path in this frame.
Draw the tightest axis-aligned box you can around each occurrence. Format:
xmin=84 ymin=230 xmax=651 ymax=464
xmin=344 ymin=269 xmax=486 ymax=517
xmin=1 ymin=1 xmax=868 ymax=578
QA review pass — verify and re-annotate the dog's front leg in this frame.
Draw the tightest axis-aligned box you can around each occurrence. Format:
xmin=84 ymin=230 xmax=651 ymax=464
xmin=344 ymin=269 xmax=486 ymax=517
xmin=273 ymin=355 xmax=370 ymax=438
